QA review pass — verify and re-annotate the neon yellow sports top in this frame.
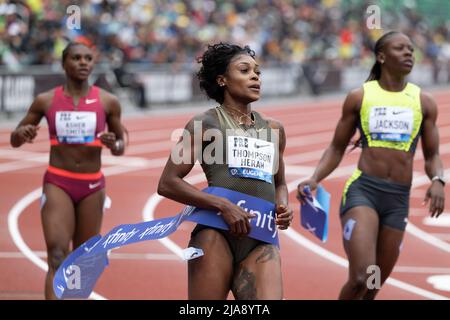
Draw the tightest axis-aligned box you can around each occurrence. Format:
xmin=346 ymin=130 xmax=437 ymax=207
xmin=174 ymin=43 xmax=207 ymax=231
xmin=358 ymin=80 xmax=423 ymax=153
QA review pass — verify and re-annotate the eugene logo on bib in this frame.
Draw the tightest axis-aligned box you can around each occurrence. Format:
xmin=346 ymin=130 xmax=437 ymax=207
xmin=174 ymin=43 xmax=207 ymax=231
xmin=227 ymin=136 xmax=275 ymax=183
xmin=56 ymin=111 xmax=97 ymax=144
xmin=369 ymin=106 xmax=414 ymax=142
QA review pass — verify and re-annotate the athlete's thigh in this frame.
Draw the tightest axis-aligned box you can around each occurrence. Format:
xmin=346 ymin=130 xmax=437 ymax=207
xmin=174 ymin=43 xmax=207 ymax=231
xmin=73 ymin=189 xmax=105 ymax=249
xmin=232 ymin=244 xmax=282 ymax=300
xmin=188 ymin=228 xmax=233 ymax=300
xmin=41 ymin=183 xmax=75 ymax=250
xmin=376 ymin=225 xmax=404 ymax=283
xmin=340 ymin=206 xmax=379 ymax=275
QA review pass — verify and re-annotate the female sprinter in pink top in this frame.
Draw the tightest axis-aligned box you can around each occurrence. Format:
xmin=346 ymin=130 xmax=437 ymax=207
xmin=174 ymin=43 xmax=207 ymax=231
xmin=10 ymin=43 xmax=126 ymax=299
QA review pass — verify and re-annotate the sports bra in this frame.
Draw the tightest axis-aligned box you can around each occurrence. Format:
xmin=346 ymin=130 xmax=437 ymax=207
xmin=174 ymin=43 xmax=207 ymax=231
xmin=45 ymin=86 xmax=106 ymax=147
xmin=357 ymin=80 xmax=423 ymax=153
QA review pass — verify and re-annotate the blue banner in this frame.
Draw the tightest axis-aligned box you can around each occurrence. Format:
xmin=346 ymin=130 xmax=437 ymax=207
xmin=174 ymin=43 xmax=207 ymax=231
xmin=53 ymin=187 xmax=278 ymax=299
xmin=299 ymin=185 xmax=330 ymax=242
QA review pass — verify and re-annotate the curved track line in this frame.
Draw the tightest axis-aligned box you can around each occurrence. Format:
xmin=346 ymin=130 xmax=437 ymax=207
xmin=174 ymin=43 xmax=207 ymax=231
xmin=7 ymin=187 xmax=106 ymax=300
xmin=143 ymin=174 xmax=208 ymax=259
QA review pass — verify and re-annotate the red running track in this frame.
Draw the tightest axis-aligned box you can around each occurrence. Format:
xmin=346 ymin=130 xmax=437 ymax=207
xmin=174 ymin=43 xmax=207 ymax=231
xmin=1 ymin=90 xmax=450 ymax=300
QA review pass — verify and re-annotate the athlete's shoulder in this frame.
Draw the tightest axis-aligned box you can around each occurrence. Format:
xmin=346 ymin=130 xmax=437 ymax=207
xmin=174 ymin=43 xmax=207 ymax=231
xmin=98 ymin=87 xmax=120 ymax=105
xmin=190 ymin=107 xmax=217 ymax=122
xmin=348 ymin=86 xmax=364 ymax=100
xmin=97 ymin=88 xmax=121 ymax=115
xmin=420 ymin=90 xmax=438 ymax=116
xmin=249 ymin=110 xmax=281 ymax=129
xmin=419 ymin=90 xmax=435 ymax=102
xmin=264 ymin=116 xmax=284 ymax=131
xmin=32 ymin=88 xmax=56 ymax=111
xmin=340 ymin=87 xmax=364 ymax=114
xmin=187 ymin=107 xmax=220 ymax=130
xmin=37 ymin=88 xmax=57 ymax=101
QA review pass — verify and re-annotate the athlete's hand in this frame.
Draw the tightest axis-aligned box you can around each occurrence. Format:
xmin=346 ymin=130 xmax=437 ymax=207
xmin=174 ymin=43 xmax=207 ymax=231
xmin=98 ymin=131 xmax=117 ymax=150
xmin=16 ymin=124 xmax=40 ymax=144
xmin=220 ymin=201 xmax=256 ymax=237
xmin=297 ymin=179 xmax=318 ymax=204
xmin=276 ymin=204 xmax=293 ymax=230
xmin=424 ymin=181 xmax=445 ymax=218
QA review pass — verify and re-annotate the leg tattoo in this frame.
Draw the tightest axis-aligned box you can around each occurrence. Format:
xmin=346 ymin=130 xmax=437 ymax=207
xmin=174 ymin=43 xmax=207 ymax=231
xmin=232 ymin=268 xmax=256 ymax=300
xmin=255 ymin=245 xmax=277 ymax=264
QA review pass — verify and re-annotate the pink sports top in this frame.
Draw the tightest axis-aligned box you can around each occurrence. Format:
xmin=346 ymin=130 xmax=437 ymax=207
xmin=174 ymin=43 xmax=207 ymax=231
xmin=45 ymin=86 xmax=106 ymax=147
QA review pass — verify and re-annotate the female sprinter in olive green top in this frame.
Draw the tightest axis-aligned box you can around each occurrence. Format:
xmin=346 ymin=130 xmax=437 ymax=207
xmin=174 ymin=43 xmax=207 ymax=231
xmin=297 ymin=31 xmax=445 ymax=299
xmin=158 ymin=43 xmax=293 ymax=300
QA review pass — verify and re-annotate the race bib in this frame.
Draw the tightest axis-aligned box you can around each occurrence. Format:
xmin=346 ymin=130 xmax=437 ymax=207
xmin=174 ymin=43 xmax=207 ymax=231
xmin=227 ymin=136 xmax=275 ymax=183
xmin=369 ymin=106 xmax=414 ymax=142
xmin=56 ymin=111 xmax=97 ymax=144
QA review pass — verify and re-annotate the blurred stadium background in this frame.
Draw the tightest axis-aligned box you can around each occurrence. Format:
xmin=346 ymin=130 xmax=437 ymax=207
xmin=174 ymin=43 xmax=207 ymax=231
xmin=0 ymin=0 xmax=449 ymax=115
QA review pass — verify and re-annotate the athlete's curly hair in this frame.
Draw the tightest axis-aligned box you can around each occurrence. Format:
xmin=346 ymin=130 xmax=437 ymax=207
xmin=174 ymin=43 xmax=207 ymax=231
xmin=197 ymin=43 xmax=256 ymax=104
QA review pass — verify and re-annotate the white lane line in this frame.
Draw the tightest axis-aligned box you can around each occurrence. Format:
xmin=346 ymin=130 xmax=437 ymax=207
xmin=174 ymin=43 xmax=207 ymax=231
xmin=0 ymin=160 xmax=48 ymax=173
xmin=0 ymin=250 xmax=47 ymax=259
xmin=0 ymin=251 xmax=179 ymax=261
xmin=108 ymin=253 xmax=180 ymax=260
xmin=284 ymin=148 xmax=356 ymax=165
xmin=428 ymin=233 xmax=450 ymax=241
xmin=427 ymin=276 xmax=450 ymax=292
xmin=0 ymin=148 xmax=160 ymax=171
xmin=407 ymin=224 xmax=450 ymax=254
xmin=143 ymin=173 xmax=208 ymax=260
xmin=422 ymin=214 xmax=450 ymax=227
xmin=0 ymin=149 xmax=158 ymax=166
xmin=394 ymin=266 xmax=450 ymax=274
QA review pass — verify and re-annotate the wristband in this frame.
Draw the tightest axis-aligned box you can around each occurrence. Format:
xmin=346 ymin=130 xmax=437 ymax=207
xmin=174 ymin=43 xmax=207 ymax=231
xmin=431 ymin=175 xmax=445 ymax=186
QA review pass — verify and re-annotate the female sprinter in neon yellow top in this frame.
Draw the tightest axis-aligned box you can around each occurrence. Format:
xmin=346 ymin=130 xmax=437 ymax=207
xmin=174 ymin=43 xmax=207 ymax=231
xmin=297 ymin=31 xmax=445 ymax=299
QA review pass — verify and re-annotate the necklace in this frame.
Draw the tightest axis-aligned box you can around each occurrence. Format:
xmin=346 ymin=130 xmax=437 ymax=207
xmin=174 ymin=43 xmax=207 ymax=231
xmin=220 ymin=105 xmax=255 ymax=127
